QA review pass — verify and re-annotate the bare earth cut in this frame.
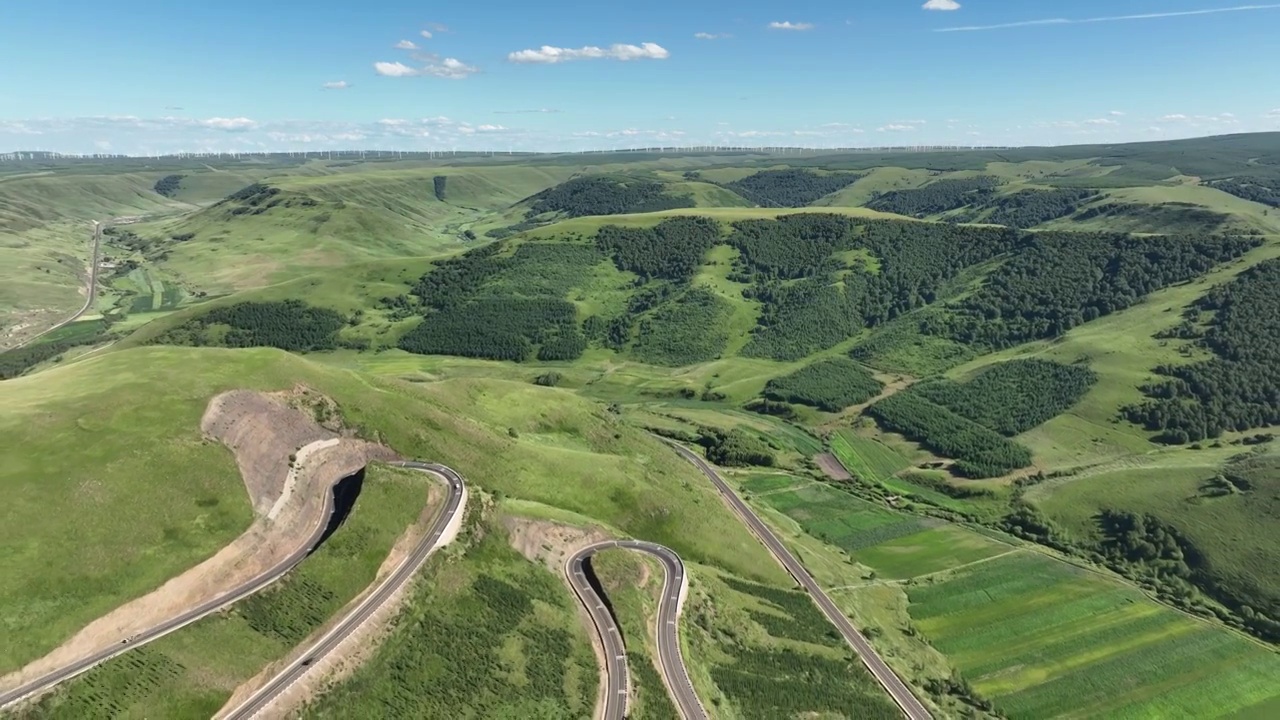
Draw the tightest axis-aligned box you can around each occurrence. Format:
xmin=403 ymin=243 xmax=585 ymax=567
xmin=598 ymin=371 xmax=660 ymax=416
xmin=0 ymin=387 xmax=395 ymax=698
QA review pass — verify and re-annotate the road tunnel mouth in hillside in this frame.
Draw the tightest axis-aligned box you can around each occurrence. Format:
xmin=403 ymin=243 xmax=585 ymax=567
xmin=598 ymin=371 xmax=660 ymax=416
xmin=310 ymin=466 xmax=366 ymax=553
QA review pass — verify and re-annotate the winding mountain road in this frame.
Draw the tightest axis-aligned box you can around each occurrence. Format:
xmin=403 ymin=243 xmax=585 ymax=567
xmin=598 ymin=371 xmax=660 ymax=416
xmin=567 ymin=540 xmax=707 ymax=720
xmin=664 ymin=440 xmax=933 ymax=720
xmin=0 ymin=460 xmax=466 ymax=716
xmin=221 ymin=461 xmax=466 ymax=719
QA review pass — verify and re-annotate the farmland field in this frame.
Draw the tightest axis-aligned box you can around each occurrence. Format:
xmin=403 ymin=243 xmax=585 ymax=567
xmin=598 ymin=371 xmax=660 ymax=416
xmin=830 ymin=429 xmax=911 ymax=482
xmin=906 ymin=551 xmax=1280 ymax=718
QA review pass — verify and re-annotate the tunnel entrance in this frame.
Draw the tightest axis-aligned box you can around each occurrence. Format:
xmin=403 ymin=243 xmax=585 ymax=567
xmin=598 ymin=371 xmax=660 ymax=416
xmin=310 ymin=466 xmax=366 ymax=553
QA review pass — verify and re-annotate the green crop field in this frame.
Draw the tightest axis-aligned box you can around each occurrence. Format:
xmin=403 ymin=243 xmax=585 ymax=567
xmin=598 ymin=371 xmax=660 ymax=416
xmin=830 ymin=429 xmax=911 ymax=482
xmin=18 ymin=464 xmax=430 ymax=719
xmin=907 ymin=551 xmax=1280 ymax=718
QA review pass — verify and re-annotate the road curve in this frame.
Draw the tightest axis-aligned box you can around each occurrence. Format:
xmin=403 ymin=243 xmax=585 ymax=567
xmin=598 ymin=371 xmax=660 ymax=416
xmin=221 ymin=461 xmax=465 ymax=720
xmin=0 ymin=461 xmax=465 ymax=715
xmin=567 ymin=540 xmax=707 ymax=720
xmin=664 ymin=440 xmax=933 ymax=720
xmin=10 ymin=220 xmax=102 ymax=351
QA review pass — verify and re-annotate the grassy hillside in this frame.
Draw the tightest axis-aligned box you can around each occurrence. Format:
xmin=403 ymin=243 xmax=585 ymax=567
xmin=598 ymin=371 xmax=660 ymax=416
xmin=0 ymin=344 xmax=785 ymax=673
xmin=6 ymin=135 xmax=1280 ymax=717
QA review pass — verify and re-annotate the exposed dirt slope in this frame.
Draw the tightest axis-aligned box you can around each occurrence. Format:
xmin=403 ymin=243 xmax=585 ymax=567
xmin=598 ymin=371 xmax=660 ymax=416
xmin=1 ymin=387 xmax=393 ymax=695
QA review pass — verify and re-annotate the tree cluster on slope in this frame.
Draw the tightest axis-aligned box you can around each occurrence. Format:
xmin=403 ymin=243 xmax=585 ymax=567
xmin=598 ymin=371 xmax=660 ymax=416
xmin=698 ymin=428 xmax=776 ymax=467
xmin=525 ymin=176 xmax=695 ymax=218
xmin=742 ymin=278 xmax=859 ymax=361
xmin=1124 ymin=259 xmax=1280 ymax=443
xmin=914 ymin=359 xmax=1097 ymax=436
xmin=975 ymin=188 xmax=1099 ymax=228
xmin=1208 ymin=176 xmax=1280 ymax=208
xmin=595 ymin=216 xmax=720 ymax=282
xmin=924 ymin=232 xmax=1260 ymax=348
xmin=866 ymin=176 xmax=1002 ymax=217
xmin=763 ymin=358 xmax=883 ymax=412
xmin=727 ymin=214 xmax=857 ymax=279
xmin=153 ymin=174 xmax=184 ymax=198
xmin=433 ymin=175 xmax=447 ymax=201
xmin=153 ymin=300 xmax=347 ymax=352
xmin=724 ymin=169 xmax=864 ymax=208
xmin=630 ymin=288 xmax=733 ymax=366
xmin=398 ymin=297 xmax=583 ymax=362
xmin=865 ymin=392 xmax=1033 ymax=478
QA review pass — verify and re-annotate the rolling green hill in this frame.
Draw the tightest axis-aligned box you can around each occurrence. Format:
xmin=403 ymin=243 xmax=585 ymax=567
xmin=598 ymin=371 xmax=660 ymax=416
xmin=5 ymin=133 xmax=1280 ymax=718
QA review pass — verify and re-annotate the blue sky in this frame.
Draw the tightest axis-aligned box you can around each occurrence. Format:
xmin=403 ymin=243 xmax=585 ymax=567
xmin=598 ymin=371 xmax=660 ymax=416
xmin=2 ymin=0 xmax=1278 ymax=154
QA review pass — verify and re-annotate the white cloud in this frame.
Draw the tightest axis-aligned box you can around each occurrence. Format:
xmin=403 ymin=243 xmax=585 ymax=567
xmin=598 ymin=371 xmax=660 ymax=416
xmin=1159 ymin=114 xmax=1189 ymax=122
xmin=475 ymin=124 xmax=509 ymax=132
xmin=937 ymin=4 xmax=1280 ymax=32
xmin=1109 ymin=110 xmax=1126 ymax=116
xmin=424 ymin=58 xmax=480 ymax=79
xmin=374 ymin=61 xmax=418 ymax=77
xmin=507 ymin=42 xmax=669 ymax=63
xmin=420 ymin=30 xmax=433 ymax=39
xmin=923 ymin=0 xmax=962 ymax=10
xmin=1084 ymin=117 xmax=1118 ymax=125
xmin=768 ymin=21 xmax=814 ymax=30
xmin=395 ymin=39 xmax=419 ymax=50
xmin=1266 ymin=108 xmax=1280 ymax=118
xmin=694 ymin=32 xmax=729 ymax=39
xmin=202 ymin=117 xmax=257 ymax=131
xmin=494 ymin=108 xmax=561 ymax=114
xmin=375 ymin=58 xmax=478 ymax=79
xmin=322 ymin=80 xmax=350 ymax=90
xmin=878 ymin=124 xmax=917 ymax=132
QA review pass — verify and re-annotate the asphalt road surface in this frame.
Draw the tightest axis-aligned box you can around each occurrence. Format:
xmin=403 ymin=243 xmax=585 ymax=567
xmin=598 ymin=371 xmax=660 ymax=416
xmin=665 ymin=440 xmax=934 ymax=720
xmin=567 ymin=540 xmax=707 ymax=720
xmin=0 ymin=461 xmax=465 ymax=715
xmin=221 ymin=461 xmax=465 ymax=720
xmin=11 ymin=220 xmax=102 ymax=350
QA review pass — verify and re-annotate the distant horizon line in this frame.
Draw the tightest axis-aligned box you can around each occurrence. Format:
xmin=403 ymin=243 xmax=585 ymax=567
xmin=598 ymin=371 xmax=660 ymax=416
xmin=3 ymin=130 xmax=1272 ymax=161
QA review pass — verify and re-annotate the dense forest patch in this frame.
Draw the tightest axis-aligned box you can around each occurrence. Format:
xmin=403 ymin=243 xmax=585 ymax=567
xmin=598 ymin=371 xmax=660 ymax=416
xmin=398 ymin=297 xmax=584 ymax=362
xmin=1125 ymin=259 xmax=1280 ymax=442
xmin=153 ymin=174 xmax=184 ymax=198
xmin=763 ymin=358 xmax=883 ymax=412
xmin=524 ymin=175 xmax=694 ymax=218
xmin=972 ymin=188 xmax=1099 ymax=228
xmin=1208 ymin=176 xmax=1280 ymax=208
xmin=153 ymin=300 xmax=347 ymax=352
xmin=915 ymin=359 xmax=1097 ymax=435
xmin=742 ymin=278 xmax=860 ymax=361
xmin=215 ymin=183 xmax=318 ymax=216
xmin=432 ymin=175 xmax=447 ymax=201
xmin=1073 ymin=202 xmax=1232 ymax=232
xmin=866 ymin=176 xmax=1002 ymax=217
xmin=926 ymin=232 xmax=1260 ymax=348
xmin=866 ymin=392 xmax=1033 ymax=478
xmin=724 ymin=169 xmax=864 ymax=207
xmin=727 ymin=214 xmax=858 ymax=279
xmin=631 ymin=288 xmax=733 ymax=366
xmin=595 ymin=216 xmax=720 ymax=282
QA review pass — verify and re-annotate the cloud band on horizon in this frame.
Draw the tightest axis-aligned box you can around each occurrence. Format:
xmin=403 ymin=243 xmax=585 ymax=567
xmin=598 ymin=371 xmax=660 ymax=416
xmin=936 ymin=4 xmax=1280 ymax=32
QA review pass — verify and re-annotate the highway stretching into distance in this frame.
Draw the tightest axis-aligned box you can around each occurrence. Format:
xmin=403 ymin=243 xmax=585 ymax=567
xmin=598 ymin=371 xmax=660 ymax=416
xmin=0 ymin=461 xmax=466 ymax=716
xmin=665 ymin=440 xmax=934 ymax=720
xmin=567 ymin=540 xmax=707 ymax=720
